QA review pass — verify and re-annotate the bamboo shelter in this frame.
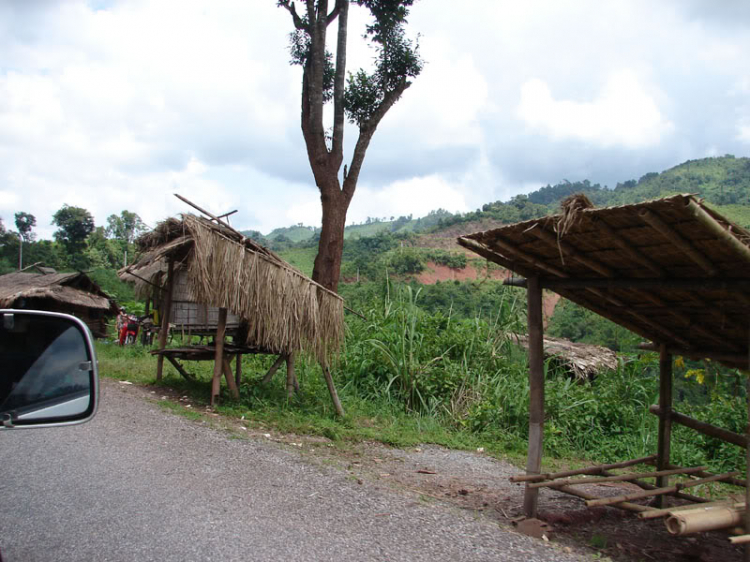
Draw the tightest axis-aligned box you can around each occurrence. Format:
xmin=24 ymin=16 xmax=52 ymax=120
xmin=0 ymin=269 xmax=118 ymax=337
xmin=458 ymin=194 xmax=750 ymax=553
xmin=121 ymin=207 xmax=346 ymax=415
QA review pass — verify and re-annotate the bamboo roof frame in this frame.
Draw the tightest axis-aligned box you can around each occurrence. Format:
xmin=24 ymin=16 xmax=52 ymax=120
xmin=459 ymin=194 xmax=750 ymax=544
xmin=458 ymin=194 xmax=750 ymax=369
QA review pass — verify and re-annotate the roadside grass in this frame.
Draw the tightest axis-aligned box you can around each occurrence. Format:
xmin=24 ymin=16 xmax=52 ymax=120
xmin=95 ymin=341 xmax=524 ymax=460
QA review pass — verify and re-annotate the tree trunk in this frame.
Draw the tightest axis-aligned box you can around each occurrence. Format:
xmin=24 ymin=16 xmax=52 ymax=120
xmin=312 ymin=182 xmax=349 ymax=291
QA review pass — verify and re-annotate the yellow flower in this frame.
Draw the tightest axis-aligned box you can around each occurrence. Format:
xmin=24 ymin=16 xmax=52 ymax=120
xmin=685 ymin=369 xmax=705 ymax=385
xmin=674 ymin=356 xmax=685 ymax=369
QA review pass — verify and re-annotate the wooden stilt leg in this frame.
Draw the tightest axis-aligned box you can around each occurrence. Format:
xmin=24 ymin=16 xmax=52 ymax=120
xmin=322 ymin=363 xmax=344 ymax=417
xmin=211 ymin=308 xmax=228 ymax=405
xmin=286 ymin=353 xmax=296 ymax=398
xmin=156 ymin=258 xmax=175 ymax=381
xmin=524 ymin=276 xmax=544 ymax=518
xmin=235 ymin=354 xmax=242 ymax=388
xmin=223 ymin=358 xmax=239 ymax=400
xmin=261 ymin=355 xmax=286 ymax=384
xmin=656 ymin=344 xmax=673 ymax=509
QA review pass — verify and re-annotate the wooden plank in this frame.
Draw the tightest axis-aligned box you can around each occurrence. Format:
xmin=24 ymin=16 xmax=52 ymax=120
xmin=156 ymin=257 xmax=175 ymax=381
xmin=649 ymin=406 xmax=748 ymax=448
xmin=511 ymin=455 xmax=657 ymax=483
xmin=210 ymin=307 xmax=228 ymax=406
xmin=523 ymin=276 xmax=545 ymax=518
xmin=528 ymin=466 xmax=708 ymax=489
xmin=656 ymin=344 xmax=673 ymax=508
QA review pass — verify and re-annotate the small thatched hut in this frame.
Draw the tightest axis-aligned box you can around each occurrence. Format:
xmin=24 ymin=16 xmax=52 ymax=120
xmin=0 ymin=270 xmax=118 ymax=338
xmin=511 ymin=334 xmax=618 ymax=380
xmin=120 ymin=213 xmax=345 ymax=413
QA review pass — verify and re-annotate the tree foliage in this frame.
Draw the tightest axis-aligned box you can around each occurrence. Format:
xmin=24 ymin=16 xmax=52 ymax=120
xmin=277 ymin=0 xmax=423 ymax=291
xmin=14 ymin=212 xmax=36 ymax=242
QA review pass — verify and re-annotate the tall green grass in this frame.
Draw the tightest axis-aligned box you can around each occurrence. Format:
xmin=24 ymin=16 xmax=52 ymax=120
xmin=96 ymin=285 xmax=747 ymax=476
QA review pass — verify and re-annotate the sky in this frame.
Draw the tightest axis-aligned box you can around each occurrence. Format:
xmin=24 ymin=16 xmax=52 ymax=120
xmin=1 ymin=0 xmax=749 ymax=239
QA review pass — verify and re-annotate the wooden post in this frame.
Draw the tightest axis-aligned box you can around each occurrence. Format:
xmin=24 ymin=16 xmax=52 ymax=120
xmin=156 ymin=258 xmax=175 ymax=381
xmin=322 ymin=363 xmax=345 ymax=417
xmin=211 ymin=307 xmax=228 ymax=406
xmin=745 ymin=376 xmax=750 ymax=562
xmin=235 ymin=354 xmax=242 ymax=388
xmin=286 ymin=353 xmax=296 ymax=399
xmin=656 ymin=344 xmax=673 ymax=508
xmin=524 ymin=276 xmax=545 ymax=518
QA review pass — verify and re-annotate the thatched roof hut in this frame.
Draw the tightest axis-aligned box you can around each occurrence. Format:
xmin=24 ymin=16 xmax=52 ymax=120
xmin=121 ymin=214 xmax=344 ymax=366
xmin=0 ymin=271 xmax=118 ymax=337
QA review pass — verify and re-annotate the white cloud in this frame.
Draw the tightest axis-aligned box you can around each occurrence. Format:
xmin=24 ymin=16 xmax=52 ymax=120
xmin=516 ymin=70 xmax=673 ymax=149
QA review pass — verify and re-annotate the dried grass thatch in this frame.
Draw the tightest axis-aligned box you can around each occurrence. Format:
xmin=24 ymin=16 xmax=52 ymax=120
xmin=512 ymin=334 xmax=618 ymax=380
xmin=122 ymin=214 xmax=344 ymax=364
xmin=0 ymin=271 xmax=116 ymax=312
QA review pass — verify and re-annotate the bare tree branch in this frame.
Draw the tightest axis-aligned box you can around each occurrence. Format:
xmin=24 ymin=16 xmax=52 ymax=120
xmin=330 ymin=0 xmax=348 ymax=165
xmin=278 ymin=0 xmax=307 ymax=30
xmin=343 ymin=78 xmax=411 ymax=200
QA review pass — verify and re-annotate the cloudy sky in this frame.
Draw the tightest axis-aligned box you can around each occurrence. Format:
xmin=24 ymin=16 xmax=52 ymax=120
xmin=1 ymin=0 xmax=749 ymax=239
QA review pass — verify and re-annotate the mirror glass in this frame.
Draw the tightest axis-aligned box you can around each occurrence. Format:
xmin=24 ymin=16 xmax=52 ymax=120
xmin=0 ymin=312 xmax=95 ymax=426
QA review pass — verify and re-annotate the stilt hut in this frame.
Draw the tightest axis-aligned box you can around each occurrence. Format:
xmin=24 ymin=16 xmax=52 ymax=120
xmin=120 ymin=212 xmax=345 ymax=414
xmin=459 ymin=194 xmax=750 ymax=548
xmin=0 ymin=269 xmax=118 ymax=337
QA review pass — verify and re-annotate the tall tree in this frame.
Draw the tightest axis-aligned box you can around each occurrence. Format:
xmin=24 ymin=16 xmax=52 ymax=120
xmin=106 ymin=210 xmax=147 ymax=244
xmin=278 ymin=0 xmax=422 ymax=291
xmin=14 ymin=212 xmax=36 ymax=242
xmin=52 ymin=204 xmax=95 ymax=270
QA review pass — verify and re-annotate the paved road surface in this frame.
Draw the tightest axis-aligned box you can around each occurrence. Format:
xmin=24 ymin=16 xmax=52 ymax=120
xmin=0 ymin=380 xmax=584 ymax=562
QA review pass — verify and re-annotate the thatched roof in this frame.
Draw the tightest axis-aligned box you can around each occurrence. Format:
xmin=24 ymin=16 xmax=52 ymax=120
xmin=120 ymin=214 xmax=344 ymax=363
xmin=0 ymin=271 xmax=117 ymax=313
xmin=458 ymin=194 xmax=750 ymax=370
xmin=512 ymin=334 xmax=618 ymax=380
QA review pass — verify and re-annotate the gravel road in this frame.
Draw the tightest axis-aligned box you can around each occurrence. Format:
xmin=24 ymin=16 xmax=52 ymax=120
xmin=0 ymin=379 xmax=586 ymax=562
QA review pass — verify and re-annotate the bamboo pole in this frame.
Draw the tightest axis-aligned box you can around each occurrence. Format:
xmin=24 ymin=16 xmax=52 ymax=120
xmin=656 ymin=344 xmax=673 ymax=508
xmin=666 ymin=504 xmax=745 ymax=535
xmin=685 ymin=199 xmax=750 ymax=266
xmin=640 ymin=501 xmax=743 ymax=520
xmin=639 ymin=343 xmax=750 ymax=368
xmin=211 ymin=307 xmax=228 ymax=405
xmin=555 ymin=485 xmax=651 ymax=514
xmin=662 ymin=463 xmax=747 ymax=489
xmin=489 ymin=237 xmax=570 ymax=279
xmin=505 ymin=277 xmax=750 ymax=292
xmin=649 ymin=405 xmax=748 ymax=448
xmin=511 ymin=455 xmax=657 ymax=483
xmin=600 ymin=469 xmax=712 ymax=504
xmin=731 ymin=535 xmax=750 ymax=545
xmin=593 ymin=217 xmax=666 ymax=277
xmin=586 ymin=471 xmax=741 ymax=508
xmin=639 ymin=208 xmax=717 ymax=276
xmin=156 ymin=257 xmax=175 ymax=381
xmin=523 ymin=276 xmax=545 ymax=518
xmin=528 ymin=466 xmax=708 ymax=489
xmin=530 ymin=228 xmax=613 ymax=277
xmin=235 ymin=354 xmax=242 ymax=388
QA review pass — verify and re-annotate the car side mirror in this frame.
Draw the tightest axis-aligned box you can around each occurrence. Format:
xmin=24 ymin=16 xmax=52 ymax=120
xmin=0 ymin=309 xmax=99 ymax=429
